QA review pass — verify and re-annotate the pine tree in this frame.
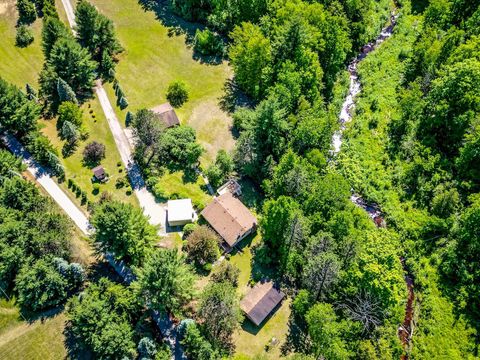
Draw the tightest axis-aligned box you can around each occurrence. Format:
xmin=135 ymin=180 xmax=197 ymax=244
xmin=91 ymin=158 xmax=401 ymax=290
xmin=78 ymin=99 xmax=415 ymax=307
xmin=26 ymin=83 xmax=37 ymax=101
xmin=60 ymin=120 xmax=79 ymax=143
xmin=125 ymin=111 xmax=134 ymax=126
xmin=16 ymin=0 xmax=36 ymax=25
xmin=100 ymin=50 xmax=115 ymax=81
xmin=57 ymin=78 xmax=78 ymax=104
xmin=119 ymin=96 xmax=128 ymax=110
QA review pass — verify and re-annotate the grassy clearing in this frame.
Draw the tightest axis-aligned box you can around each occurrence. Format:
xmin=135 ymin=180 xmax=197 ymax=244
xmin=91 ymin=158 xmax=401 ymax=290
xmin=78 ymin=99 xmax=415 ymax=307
xmin=40 ymin=97 xmax=138 ymax=207
xmin=158 ymin=232 xmax=183 ymax=250
xmin=88 ymin=0 xmax=235 ymax=165
xmin=229 ymin=235 xmax=290 ymax=359
xmin=233 ymin=298 xmax=291 ymax=360
xmin=156 ymin=170 xmax=212 ymax=210
xmin=226 ymin=234 xmax=290 ymax=359
xmin=0 ymin=0 xmax=44 ymax=87
xmin=0 ymin=299 xmax=67 ymax=360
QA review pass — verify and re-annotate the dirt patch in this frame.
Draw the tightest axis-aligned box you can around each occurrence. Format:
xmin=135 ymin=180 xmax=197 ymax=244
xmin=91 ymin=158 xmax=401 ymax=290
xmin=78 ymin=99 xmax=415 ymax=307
xmin=187 ymin=99 xmax=235 ymax=164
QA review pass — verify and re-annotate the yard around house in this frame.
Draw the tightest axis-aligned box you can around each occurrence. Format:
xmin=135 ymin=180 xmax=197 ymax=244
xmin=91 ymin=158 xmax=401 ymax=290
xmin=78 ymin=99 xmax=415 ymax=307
xmin=226 ymin=235 xmax=291 ymax=359
xmin=0 ymin=299 xmax=67 ymax=360
xmin=87 ymin=0 xmax=236 ymax=166
xmin=0 ymin=0 xmax=44 ymax=87
xmin=39 ymin=98 xmax=138 ymax=208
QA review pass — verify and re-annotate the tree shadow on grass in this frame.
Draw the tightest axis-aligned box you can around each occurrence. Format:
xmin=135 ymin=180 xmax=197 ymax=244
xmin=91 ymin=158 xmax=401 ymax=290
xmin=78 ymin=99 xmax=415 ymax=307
xmin=219 ymin=79 xmax=255 ymax=114
xmin=20 ymin=304 xmax=65 ymax=324
xmin=137 ymin=0 xmax=224 ymax=65
xmin=64 ymin=322 xmax=94 ymax=360
xmin=240 ymin=300 xmax=285 ymax=336
xmin=281 ymin=314 xmax=310 ymax=356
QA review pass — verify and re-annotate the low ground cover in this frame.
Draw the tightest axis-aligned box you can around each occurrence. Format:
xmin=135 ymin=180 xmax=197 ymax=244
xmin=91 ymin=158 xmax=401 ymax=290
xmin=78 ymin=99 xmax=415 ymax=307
xmin=88 ymin=0 xmax=236 ymax=165
xmin=0 ymin=299 xmax=67 ymax=360
xmin=0 ymin=0 xmax=43 ymax=87
xmin=40 ymin=97 xmax=137 ymax=207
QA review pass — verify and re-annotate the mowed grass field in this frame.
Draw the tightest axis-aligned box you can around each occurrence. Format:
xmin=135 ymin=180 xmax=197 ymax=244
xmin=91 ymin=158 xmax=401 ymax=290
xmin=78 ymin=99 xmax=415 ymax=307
xmin=88 ymin=0 xmax=235 ymax=165
xmin=40 ymin=99 xmax=138 ymax=207
xmin=0 ymin=0 xmax=44 ymax=87
xmin=227 ymin=235 xmax=291 ymax=359
xmin=0 ymin=299 xmax=67 ymax=360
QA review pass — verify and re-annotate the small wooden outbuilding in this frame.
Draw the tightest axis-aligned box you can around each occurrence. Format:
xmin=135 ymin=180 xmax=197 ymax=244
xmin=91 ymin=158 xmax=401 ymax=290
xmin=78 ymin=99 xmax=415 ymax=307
xmin=92 ymin=165 xmax=106 ymax=182
xmin=240 ymin=281 xmax=285 ymax=326
xmin=151 ymin=103 xmax=180 ymax=128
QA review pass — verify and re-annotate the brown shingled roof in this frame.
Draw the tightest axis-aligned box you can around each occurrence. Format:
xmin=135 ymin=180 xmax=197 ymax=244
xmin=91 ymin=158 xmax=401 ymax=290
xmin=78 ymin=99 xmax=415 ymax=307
xmin=200 ymin=192 xmax=257 ymax=247
xmin=151 ymin=103 xmax=180 ymax=128
xmin=240 ymin=281 xmax=285 ymax=326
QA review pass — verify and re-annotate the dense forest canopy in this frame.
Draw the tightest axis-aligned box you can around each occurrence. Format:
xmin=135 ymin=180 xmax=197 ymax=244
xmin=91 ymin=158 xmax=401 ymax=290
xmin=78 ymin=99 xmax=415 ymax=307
xmin=1 ymin=0 xmax=479 ymax=358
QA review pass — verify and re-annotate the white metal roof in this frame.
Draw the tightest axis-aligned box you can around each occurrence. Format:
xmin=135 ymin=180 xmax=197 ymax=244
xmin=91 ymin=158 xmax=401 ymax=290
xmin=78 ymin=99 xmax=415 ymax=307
xmin=167 ymin=199 xmax=193 ymax=222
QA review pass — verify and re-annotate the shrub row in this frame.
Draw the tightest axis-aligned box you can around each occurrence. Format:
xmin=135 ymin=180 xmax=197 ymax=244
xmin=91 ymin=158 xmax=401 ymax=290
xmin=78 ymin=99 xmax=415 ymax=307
xmin=67 ymin=178 xmax=88 ymax=205
xmin=113 ymin=79 xmax=128 ymax=109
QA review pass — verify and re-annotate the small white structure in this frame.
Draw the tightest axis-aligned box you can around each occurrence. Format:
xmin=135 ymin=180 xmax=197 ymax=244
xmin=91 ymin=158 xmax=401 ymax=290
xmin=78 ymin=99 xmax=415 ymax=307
xmin=167 ymin=199 xmax=194 ymax=226
xmin=217 ymin=179 xmax=242 ymax=197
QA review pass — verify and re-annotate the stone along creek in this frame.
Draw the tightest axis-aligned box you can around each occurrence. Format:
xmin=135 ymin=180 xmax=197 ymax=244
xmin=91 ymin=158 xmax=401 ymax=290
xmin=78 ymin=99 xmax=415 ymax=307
xmin=331 ymin=7 xmax=415 ymax=359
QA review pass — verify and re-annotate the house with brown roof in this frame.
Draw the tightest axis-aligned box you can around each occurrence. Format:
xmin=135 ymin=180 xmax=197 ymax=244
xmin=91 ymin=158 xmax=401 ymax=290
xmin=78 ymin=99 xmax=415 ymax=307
xmin=200 ymin=192 xmax=257 ymax=249
xmin=151 ymin=103 xmax=180 ymax=128
xmin=240 ymin=281 xmax=285 ymax=326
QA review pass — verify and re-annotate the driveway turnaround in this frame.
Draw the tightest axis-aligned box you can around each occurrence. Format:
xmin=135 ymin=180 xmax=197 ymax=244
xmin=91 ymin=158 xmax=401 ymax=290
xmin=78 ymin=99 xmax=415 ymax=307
xmin=2 ymin=135 xmax=91 ymax=235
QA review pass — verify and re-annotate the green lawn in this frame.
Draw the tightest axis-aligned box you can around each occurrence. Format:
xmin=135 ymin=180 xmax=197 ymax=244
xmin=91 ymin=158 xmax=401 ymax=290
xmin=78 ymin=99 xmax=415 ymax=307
xmin=40 ymin=97 xmax=138 ymax=208
xmin=88 ymin=0 xmax=235 ymax=165
xmin=227 ymin=234 xmax=291 ymax=359
xmin=155 ymin=170 xmax=212 ymax=210
xmin=0 ymin=299 xmax=67 ymax=360
xmin=0 ymin=0 xmax=44 ymax=88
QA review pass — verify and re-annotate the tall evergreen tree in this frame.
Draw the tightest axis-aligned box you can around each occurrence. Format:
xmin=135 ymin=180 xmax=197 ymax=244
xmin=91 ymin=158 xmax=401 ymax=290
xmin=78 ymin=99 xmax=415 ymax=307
xmin=56 ymin=78 xmax=78 ymax=104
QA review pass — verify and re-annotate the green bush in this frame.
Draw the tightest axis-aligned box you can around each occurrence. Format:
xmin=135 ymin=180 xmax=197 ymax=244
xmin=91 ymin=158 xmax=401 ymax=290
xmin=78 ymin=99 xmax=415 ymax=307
xmin=194 ymin=28 xmax=223 ymax=56
xmin=119 ymin=96 xmax=128 ymax=110
xmin=92 ymin=183 xmax=100 ymax=195
xmin=16 ymin=0 xmax=36 ymax=25
xmin=166 ymin=81 xmax=189 ymax=108
xmin=68 ymin=178 xmax=73 ymax=188
xmin=15 ymin=25 xmax=34 ymax=48
xmin=182 ymin=223 xmax=197 ymax=239
xmin=203 ymin=263 xmax=213 ymax=272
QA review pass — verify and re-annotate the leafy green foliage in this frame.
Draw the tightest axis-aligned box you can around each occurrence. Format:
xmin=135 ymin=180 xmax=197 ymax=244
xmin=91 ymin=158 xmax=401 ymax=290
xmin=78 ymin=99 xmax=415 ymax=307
xmin=166 ymin=80 xmax=189 ymax=107
xmin=185 ymin=225 xmax=220 ymax=265
xmin=67 ymin=278 xmax=137 ymax=359
xmin=211 ymin=261 xmax=240 ymax=287
xmin=57 ymin=101 xmax=82 ymax=128
xmin=194 ymin=28 xmax=224 ymax=56
xmin=134 ymin=248 xmax=195 ymax=316
xmin=15 ymin=25 xmax=35 ymax=48
xmin=205 ymin=149 xmax=234 ymax=188
xmin=15 ymin=259 xmax=67 ymax=311
xmin=92 ymin=200 xmax=157 ymax=266
xmin=181 ymin=321 xmax=220 ymax=360
xmin=75 ymin=0 xmax=122 ymax=61
xmin=198 ymin=281 xmax=241 ymax=352
xmin=16 ymin=0 xmax=36 ymax=25
xmin=305 ymin=303 xmax=351 ymax=360
xmin=158 ymin=125 xmax=203 ymax=170
xmin=229 ymin=23 xmax=271 ymax=100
